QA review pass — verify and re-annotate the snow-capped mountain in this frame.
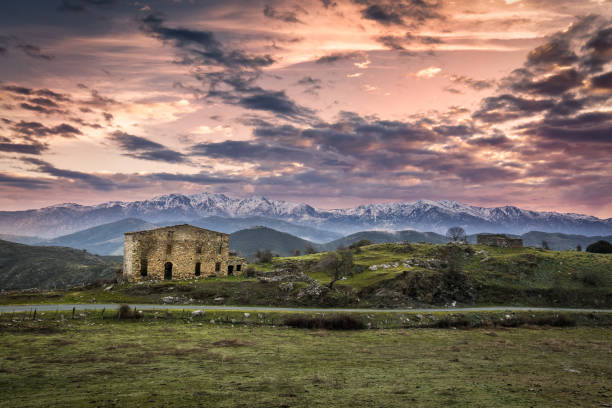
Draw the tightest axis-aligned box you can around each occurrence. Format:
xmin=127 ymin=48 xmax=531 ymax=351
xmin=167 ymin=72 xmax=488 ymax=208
xmin=0 ymin=192 xmax=610 ymax=238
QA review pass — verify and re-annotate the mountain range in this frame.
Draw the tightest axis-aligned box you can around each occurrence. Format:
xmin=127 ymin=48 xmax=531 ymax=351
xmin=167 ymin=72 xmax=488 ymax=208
xmin=0 ymin=192 xmax=611 ymax=239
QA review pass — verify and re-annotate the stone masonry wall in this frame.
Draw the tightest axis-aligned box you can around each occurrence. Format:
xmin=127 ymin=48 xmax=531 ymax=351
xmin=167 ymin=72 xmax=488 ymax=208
xmin=123 ymin=224 xmax=230 ymax=282
xmin=477 ymin=234 xmax=523 ymax=248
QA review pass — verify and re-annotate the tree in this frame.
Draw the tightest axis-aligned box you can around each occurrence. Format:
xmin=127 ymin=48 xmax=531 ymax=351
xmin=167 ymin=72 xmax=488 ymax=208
xmin=586 ymin=240 xmax=612 ymax=254
xmin=293 ymin=249 xmax=301 ymax=256
xmin=255 ymin=249 xmax=272 ymax=263
xmin=541 ymin=240 xmax=550 ymax=250
xmin=348 ymin=239 xmax=372 ymax=249
xmin=576 ymin=244 xmax=582 ymax=252
xmin=304 ymin=244 xmax=317 ymax=255
xmin=315 ymin=250 xmax=354 ymax=289
xmin=446 ymin=226 xmax=466 ymax=243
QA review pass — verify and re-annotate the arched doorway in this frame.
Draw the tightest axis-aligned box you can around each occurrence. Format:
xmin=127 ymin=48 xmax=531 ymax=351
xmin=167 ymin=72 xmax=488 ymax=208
xmin=164 ymin=262 xmax=173 ymax=280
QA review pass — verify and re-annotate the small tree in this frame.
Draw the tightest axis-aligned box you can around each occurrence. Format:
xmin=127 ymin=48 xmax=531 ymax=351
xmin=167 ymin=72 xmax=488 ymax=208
xmin=315 ymin=250 xmax=354 ymax=289
xmin=446 ymin=226 xmax=466 ymax=243
xmin=586 ymin=240 xmax=612 ymax=254
xmin=576 ymin=244 xmax=582 ymax=252
xmin=348 ymin=239 xmax=372 ymax=249
xmin=541 ymin=240 xmax=550 ymax=250
xmin=255 ymin=249 xmax=273 ymax=263
xmin=305 ymin=244 xmax=317 ymax=255
xmin=293 ymin=249 xmax=301 ymax=256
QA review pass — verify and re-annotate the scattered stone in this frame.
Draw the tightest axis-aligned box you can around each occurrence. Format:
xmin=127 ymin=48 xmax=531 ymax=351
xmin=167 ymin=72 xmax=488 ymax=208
xmin=104 ymin=285 xmax=113 ymax=291
xmin=213 ymin=297 xmax=224 ymax=303
xmin=191 ymin=310 xmax=205 ymax=317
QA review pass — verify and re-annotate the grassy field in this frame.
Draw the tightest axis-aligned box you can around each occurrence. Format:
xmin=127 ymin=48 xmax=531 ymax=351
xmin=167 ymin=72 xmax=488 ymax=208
xmin=0 ymin=312 xmax=611 ymax=407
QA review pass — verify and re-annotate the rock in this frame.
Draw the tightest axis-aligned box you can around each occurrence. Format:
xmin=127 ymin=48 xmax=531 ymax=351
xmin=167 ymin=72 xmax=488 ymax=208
xmin=104 ymin=285 xmax=113 ymax=291
xmin=162 ymin=296 xmax=178 ymax=304
xmin=297 ymin=282 xmax=329 ymax=298
xmin=279 ymin=282 xmax=295 ymax=292
xmin=191 ymin=310 xmax=205 ymax=317
xmin=213 ymin=297 xmax=224 ymax=303
xmin=244 ymin=312 xmax=250 ymax=317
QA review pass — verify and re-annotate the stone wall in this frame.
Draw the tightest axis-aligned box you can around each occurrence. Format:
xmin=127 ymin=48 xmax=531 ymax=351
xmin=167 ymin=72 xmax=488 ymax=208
xmin=123 ymin=224 xmax=231 ymax=282
xmin=477 ymin=234 xmax=523 ymax=248
xmin=227 ymin=256 xmax=248 ymax=276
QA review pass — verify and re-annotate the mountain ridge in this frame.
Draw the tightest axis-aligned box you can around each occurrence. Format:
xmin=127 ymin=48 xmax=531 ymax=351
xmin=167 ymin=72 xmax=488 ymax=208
xmin=0 ymin=192 xmax=610 ymax=238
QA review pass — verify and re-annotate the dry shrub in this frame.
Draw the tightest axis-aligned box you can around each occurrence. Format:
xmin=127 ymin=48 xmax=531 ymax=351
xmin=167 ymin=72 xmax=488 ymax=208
xmin=116 ymin=304 xmax=142 ymax=320
xmin=284 ymin=314 xmax=365 ymax=330
xmin=212 ymin=339 xmax=252 ymax=347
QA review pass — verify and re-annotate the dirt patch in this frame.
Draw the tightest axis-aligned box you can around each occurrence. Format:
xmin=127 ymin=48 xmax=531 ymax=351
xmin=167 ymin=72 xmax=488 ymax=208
xmin=212 ymin=339 xmax=253 ymax=347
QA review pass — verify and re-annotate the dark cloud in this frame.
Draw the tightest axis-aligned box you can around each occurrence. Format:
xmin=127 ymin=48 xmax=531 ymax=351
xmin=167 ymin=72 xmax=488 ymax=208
xmin=315 ymin=51 xmax=362 ymax=64
xmin=263 ymin=5 xmax=303 ymax=24
xmin=21 ymin=158 xmax=116 ymax=191
xmin=15 ymin=44 xmax=54 ymax=60
xmin=0 ymin=173 xmax=51 ymax=189
xmin=354 ymin=0 xmax=442 ymax=27
xmin=473 ymin=94 xmax=555 ymax=123
xmin=376 ymin=32 xmax=443 ymax=50
xmin=0 ymin=47 xmax=7 ymax=55
xmin=589 ymin=70 xmax=612 ymax=92
xmin=510 ymin=68 xmax=584 ymax=96
xmin=57 ymin=0 xmax=116 ymax=12
xmin=140 ymin=14 xmax=274 ymax=70
xmin=238 ymin=90 xmax=316 ymax=120
xmin=321 ymin=0 xmax=337 ymax=8
xmin=11 ymin=121 xmax=82 ymax=138
xmin=297 ymin=76 xmax=322 ymax=95
xmin=0 ymin=141 xmax=48 ymax=155
xmin=448 ymin=75 xmax=495 ymax=91
xmin=109 ymin=131 xmax=188 ymax=163
xmin=148 ymin=172 xmax=243 ymax=185
xmin=582 ymin=26 xmax=612 ymax=73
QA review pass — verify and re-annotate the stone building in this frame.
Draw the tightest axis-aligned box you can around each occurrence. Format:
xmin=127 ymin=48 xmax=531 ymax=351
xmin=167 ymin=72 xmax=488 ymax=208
xmin=123 ymin=224 xmax=244 ymax=281
xmin=476 ymin=233 xmax=523 ymax=248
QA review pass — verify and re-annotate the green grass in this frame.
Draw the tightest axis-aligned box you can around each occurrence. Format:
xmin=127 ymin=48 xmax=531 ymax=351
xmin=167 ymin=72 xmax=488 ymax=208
xmin=0 ymin=313 xmax=611 ymax=407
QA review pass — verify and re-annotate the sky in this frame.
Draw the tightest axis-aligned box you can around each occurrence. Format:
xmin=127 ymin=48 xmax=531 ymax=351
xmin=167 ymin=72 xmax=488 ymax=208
xmin=0 ymin=0 xmax=610 ymax=217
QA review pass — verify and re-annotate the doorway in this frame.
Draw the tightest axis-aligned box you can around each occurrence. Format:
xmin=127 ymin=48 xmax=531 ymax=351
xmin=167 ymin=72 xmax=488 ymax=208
xmin=227 ymin=265 xmax=234 ymax=276
xmin=164 ymin=262 xmax=173 ymax=280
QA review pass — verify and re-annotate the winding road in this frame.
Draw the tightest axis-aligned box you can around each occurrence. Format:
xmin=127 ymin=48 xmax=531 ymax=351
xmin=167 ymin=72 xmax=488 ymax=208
xmin=0 ymin=304 xmax=610 ymax=313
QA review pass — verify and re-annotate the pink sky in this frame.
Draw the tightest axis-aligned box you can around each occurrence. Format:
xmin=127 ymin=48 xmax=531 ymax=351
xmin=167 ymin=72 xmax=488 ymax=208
xmin=0 ymin=0 xmax=610 ymax=217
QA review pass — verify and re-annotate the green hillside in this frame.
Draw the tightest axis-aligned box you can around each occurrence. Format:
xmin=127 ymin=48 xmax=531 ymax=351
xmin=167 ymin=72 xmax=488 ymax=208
xmin=0 ymin=240 xmax=120 ymax=290
xmin=48 ymin=218 xmax=157 ymax=255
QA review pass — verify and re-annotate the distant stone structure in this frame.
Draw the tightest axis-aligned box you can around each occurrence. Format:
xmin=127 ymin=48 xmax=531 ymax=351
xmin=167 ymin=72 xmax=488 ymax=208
xmin=477 ymin=234 xmax=523 ymax=248
xmin=123 ymin=224 xmax=246 ymax=281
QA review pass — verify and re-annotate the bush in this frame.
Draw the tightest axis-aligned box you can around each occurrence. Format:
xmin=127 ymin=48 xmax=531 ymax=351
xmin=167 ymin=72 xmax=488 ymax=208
xmin=586 ymin=240 xmax=612 ymax=254
xmin=116 ymin=304 xmax=142 ymax=320
xmin=580 ymin=271 xmax=603 ymax=286
xmin=348 ymin=239 xmax=372 ymax=250
xmin=433 ymin=316 xmax=472 ymax=328
xmin=533 ymin=314 xmax=576 ymax=327
xmin=255 ymin=249 xmax=273 ymax=263
xmin=284 ymin=314 xmax=365 ymax=330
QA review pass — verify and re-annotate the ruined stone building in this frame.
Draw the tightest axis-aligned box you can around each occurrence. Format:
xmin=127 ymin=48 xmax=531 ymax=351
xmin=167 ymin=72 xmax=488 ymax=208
xmin=476 ymin=233 xmax=523 ymax=248
xmin=123 ymin=224 xmax=247 ymax=282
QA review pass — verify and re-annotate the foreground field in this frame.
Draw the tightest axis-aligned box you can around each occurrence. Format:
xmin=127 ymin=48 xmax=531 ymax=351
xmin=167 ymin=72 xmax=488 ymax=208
xmin=1 ymin=314 xmax=611 ymax=407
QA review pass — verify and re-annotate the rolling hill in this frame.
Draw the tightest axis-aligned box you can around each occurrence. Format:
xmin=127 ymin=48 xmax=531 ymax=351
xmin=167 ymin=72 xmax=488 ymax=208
xmin=229 ymin=226 xmax=315 ymax=260
xmin=0 ymin=240 xmax=121 ymax=290
xmin=47 ymin=218 xmax=158 ymax=256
